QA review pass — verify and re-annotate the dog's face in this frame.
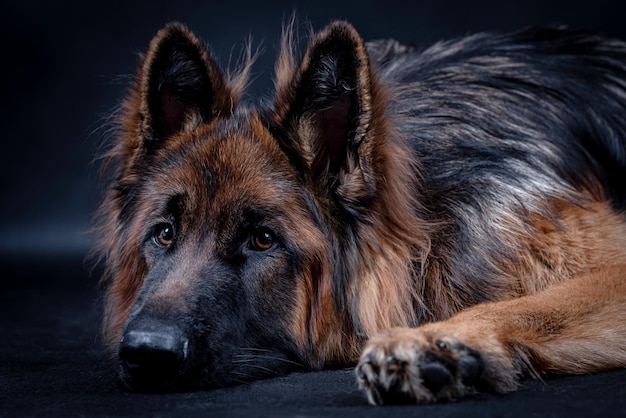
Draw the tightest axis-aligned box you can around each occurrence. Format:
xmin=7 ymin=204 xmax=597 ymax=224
xmin=117 ymin=116 xmax=325 ymax=390
xmin=97 ymin=21 xmax=400 ymax=391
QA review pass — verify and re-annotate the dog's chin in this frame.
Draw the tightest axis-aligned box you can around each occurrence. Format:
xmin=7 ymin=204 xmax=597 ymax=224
xmin=116 ymin=360 xmax=275 ymax=393
xmin=116 ymin=363 xmax=197 ymax=393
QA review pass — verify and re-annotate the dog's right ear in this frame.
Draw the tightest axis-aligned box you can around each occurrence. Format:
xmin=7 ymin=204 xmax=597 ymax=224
xmin=269 ymin=22 xmax=387 ymax=210
xmin=132 ymin=23 xmax=233 ymax=145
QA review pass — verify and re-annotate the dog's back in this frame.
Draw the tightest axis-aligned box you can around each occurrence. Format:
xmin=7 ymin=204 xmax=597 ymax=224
xmin=376 ymin=27 xmax=626 ymax=206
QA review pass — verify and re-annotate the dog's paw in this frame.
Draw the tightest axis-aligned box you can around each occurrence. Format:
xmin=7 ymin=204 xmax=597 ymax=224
xmin=355 ymin=327 xmax=502 ymax=405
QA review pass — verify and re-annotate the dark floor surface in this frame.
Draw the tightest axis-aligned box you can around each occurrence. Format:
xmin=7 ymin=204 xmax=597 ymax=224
xmin=1 ymin=256 xmax=625 ymax=417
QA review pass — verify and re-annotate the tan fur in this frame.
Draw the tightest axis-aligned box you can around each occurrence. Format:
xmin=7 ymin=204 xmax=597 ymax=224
xmin=359 ymin=263 xmax=626 ymax=402
xmin=357 ymin=199 xmax=626 ymax=404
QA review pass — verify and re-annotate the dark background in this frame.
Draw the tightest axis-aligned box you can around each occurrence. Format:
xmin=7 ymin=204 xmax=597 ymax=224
xmin=2 ymin=1 xmax=626 ymax=417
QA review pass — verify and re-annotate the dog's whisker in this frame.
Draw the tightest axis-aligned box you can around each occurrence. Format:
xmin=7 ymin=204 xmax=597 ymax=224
xmin=233 ymin=354 xmax=305 ymax=369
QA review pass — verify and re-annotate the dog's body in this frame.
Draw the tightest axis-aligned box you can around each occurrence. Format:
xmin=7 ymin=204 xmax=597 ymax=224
xmin=95 ymin=21 xmax=626 ymax=404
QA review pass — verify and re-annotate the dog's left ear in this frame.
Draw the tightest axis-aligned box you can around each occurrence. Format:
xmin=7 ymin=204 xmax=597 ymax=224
xmin=272 ymin=22 xmax=386 ymax=206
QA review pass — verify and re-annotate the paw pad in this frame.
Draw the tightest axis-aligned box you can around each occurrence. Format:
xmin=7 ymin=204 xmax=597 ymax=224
xmin=356 ymin=329 xmax=485 ymax=404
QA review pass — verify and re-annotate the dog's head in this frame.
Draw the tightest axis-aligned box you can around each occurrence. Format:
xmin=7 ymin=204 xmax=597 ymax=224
xmin=95 ymin=21 xmax=425 ymax=391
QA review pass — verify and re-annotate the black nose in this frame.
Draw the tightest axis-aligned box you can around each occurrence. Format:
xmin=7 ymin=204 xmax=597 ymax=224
xmin=119 ymin=318 xmax=189 ymax=390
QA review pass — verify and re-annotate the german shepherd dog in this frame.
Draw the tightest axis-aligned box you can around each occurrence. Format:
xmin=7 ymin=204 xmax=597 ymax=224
xmin=94 ymin=19 xmax=626 ymax=404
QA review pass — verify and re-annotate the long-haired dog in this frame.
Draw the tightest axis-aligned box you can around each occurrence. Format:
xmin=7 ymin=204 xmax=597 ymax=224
xmin=94 ymin=20 xmax=626 ymax=404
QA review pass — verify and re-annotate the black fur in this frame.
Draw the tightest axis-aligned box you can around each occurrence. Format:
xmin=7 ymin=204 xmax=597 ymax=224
xmin=376 ymin=26 xmax=626 ymax=208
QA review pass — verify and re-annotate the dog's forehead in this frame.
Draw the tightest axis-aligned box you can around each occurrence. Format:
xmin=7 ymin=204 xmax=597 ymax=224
xmin=148 ymin=114 xmax=298 ymax=210
xmin=201 ymin=114 xmax=294 ymax=185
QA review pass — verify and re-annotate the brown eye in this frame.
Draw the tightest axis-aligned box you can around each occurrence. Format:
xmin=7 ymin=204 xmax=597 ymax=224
xmin=251 ymin=229 xmax=275 ymax=251
xmin=154 ymin=223 xmax=174 ymax=247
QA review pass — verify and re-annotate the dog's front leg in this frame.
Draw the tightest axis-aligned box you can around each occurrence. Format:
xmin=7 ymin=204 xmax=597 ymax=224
xmin=356 ymin=264 xmax=626 ymax=405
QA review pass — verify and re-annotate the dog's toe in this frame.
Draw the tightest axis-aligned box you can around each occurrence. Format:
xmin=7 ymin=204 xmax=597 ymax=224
xmin=356 ymin=327 xmax=488 ymax=405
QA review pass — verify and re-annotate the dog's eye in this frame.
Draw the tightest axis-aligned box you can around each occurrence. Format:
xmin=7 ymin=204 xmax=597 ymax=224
xmin=154 ymin=223 xmax=175 ymax=247
xmin=250 ymin=228 xmax=275 ymax=251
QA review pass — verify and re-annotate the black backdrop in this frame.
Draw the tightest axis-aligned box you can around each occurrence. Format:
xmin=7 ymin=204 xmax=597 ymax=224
xmin=2 ymin=1 xmax=626 ymax=417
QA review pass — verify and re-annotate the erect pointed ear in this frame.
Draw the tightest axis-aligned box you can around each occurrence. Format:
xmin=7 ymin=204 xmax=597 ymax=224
xmin=137 ymin=23 xmax=233 ymax=143
xmin=271 ymin=21 xmax=386 ymax=204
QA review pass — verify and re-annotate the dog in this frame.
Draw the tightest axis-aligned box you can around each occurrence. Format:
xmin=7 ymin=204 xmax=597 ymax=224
xmin=93 ymin=20 xmax=626 ymax=404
